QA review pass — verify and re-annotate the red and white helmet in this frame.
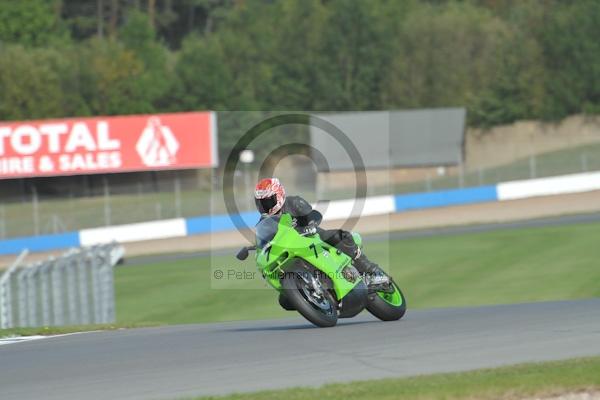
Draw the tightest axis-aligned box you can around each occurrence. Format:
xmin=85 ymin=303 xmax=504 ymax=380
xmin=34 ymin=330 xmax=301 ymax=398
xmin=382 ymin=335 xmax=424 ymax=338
xmin=254 ymin=178 xmax=286 ymax=216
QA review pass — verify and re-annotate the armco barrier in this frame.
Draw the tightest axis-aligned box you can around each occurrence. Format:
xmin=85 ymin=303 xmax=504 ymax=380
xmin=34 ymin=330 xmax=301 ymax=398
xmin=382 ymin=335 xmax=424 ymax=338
xmin=2 ymin=171 xmax=600 ymax=255
xmin=0 ymin=243 xmax=123 ymax=329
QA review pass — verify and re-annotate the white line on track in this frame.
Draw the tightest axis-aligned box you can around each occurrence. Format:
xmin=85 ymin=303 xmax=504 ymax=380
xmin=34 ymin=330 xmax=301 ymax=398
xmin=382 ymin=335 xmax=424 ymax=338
xmin=0 ymin=331 xmax=96 ymax=346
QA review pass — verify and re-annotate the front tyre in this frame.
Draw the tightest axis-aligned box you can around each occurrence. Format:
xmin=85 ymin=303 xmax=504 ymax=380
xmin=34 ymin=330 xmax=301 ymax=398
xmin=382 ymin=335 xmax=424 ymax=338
xmin=281 ymin=262 xmax=338 ymax=328
xmin=366 ymin=280 xmax=407 ymax=321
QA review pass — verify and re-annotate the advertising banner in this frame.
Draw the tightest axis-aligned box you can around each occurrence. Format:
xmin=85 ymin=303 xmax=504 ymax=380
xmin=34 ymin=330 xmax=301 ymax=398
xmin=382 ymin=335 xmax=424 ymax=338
xmin=0 ymin=112 xmax=217 ymax=178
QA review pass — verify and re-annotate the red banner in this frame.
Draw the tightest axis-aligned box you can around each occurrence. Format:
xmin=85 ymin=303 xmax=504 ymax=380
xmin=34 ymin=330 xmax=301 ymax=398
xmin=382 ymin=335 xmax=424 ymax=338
xmin=0 ymin=112 xmax=217 ymax=178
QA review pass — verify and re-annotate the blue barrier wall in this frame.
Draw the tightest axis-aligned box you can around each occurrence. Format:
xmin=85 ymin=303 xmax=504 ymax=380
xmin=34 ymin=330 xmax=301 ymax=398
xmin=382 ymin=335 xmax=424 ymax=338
xmin=5 ymin=171 xmax=600 ymax=255
xmin=186 ymin=211 xmax=260 ymax=235
xmin=395 ymin=186 xmax=498 ymax=212
xmin=0 ymin=232 xmax=80 ymax=255
xmin=0 ymin=184 xmax=509 ymax=255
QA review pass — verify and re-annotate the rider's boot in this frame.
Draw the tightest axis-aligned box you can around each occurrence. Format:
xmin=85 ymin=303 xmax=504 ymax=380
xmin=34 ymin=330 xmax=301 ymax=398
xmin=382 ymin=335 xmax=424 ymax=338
xmin=352 ymin=250 xmax=391 ymax=291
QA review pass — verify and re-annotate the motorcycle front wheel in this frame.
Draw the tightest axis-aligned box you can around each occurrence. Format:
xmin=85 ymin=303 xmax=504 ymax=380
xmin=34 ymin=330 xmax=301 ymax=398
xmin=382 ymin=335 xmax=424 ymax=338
xmin=281 ymin=262 xmax=338 ymax=328
xmin=366 ymin=279 xmax=407 ymax=321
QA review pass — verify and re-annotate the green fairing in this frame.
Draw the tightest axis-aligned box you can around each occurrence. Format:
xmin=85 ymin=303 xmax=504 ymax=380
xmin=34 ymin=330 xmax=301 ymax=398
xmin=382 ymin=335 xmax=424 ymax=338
xmin=255 ymin=213 xmax=360 ymax=300
xmin=351 ymin=231 xmax=362 ymax=248
xmin=377 ymin=282 xmax=404 ymax=306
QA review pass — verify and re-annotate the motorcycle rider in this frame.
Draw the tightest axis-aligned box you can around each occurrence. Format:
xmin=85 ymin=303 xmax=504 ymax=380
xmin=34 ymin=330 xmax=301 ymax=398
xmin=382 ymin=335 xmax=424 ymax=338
xmin=253 ymin=177 xmax=390 ymax=288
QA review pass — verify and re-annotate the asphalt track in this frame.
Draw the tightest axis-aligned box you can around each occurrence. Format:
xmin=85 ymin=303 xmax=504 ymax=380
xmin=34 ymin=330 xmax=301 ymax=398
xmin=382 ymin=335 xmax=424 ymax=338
xmin=1 ymin=299 xmax=599 ymax=400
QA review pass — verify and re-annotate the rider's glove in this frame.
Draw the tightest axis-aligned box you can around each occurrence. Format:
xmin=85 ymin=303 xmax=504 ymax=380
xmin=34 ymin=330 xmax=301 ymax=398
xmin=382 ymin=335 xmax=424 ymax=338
xmin=302 ymin=225 xmax=317 ymax=236
xmin=353 ymin=246 xmax=362 ymax=260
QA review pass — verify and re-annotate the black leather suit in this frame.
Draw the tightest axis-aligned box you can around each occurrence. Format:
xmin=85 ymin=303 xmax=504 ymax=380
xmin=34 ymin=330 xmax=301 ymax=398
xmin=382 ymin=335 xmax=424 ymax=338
xmin=279 ymin=196 xmax=379 ymax=274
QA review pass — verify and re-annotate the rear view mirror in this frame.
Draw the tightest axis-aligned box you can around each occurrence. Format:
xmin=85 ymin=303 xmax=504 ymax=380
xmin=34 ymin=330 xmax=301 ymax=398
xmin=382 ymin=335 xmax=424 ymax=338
xmin=236 ymin=247 xmax=249 ymax=260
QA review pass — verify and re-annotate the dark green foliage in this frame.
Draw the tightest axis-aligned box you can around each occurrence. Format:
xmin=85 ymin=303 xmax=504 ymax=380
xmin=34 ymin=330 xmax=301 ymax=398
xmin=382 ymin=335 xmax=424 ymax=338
xmin=0 ymin=45 xmax=88 ymax=119
xmin=0 ymin=0 xmax=599 ymax=135
xmin=120 ymin=10 xmax=170 ymax=112
xmin=535 ymin=0 xmax=600 ymax=119
xmin=0 ymin=0 xmax=69 ymax=47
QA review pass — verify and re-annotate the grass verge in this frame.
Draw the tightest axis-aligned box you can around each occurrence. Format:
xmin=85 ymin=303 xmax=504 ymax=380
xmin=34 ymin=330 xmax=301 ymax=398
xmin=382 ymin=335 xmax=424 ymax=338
xmin=191 ymin=356 xmax=600 ymax=400
xmin=3 ymin=219 xmax=599 ymax=334
xmin=114 ymin=219 xmax=600 ymax=325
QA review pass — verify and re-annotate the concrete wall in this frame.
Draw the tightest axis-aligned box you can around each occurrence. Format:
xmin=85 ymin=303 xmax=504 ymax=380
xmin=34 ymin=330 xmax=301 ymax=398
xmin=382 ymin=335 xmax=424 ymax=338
xmin=466 ymin=114 xmax=600 ymax=170
xmin=319 ymin=114 xmax=600 ymax=188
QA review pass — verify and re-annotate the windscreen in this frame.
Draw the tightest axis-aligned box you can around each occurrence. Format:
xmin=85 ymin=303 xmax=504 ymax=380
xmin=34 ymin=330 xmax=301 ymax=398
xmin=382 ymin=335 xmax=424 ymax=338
xmin=255 ymin=216 xmax=280 ymax=249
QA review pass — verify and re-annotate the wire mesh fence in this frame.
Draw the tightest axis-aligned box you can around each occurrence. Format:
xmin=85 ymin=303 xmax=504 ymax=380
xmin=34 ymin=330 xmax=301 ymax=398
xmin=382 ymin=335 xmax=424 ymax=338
xmin=0 ymin=243 xmax=123 ymax=329
xmin=1 ymin=138 xmax=600 ymax=239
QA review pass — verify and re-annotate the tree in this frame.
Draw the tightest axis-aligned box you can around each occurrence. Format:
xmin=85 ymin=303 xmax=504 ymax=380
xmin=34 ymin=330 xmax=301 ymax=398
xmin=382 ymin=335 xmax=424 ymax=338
xmin=2 ymin=0 xmax=600 ymax=131
xmin=0 ymin=46 xmax=87 ymax=120
xmin=120 ymin=10 xmax=170 ymax=110
xmin=470 ymin=1 xmax=546 ymax=126
xmin=267 ymin=0 xmax=328 ymax=109
xmin=78 ymin=38 xmax=149 ymax=115
xmin=315 ymin=0 xmax=391 ymax=110
xmin=170 ymin=34 xmax=233 ymax=110
xmin=0 ymin=0 xmax=69 ymax=47
xmin=536 ymin=0 xmax=600 ymax=118
xmin=383 ymin=2 xmax=509 ymax=110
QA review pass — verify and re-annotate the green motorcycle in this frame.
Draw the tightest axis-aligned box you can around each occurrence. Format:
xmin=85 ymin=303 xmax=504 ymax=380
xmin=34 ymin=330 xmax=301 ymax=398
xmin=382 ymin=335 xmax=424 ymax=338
xmin=236 ymin=213 xmax=406 ymax=327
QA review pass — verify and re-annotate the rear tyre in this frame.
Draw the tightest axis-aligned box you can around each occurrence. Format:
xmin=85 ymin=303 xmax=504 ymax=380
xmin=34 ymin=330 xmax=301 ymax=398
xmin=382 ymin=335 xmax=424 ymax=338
xmin=366 ymin=280 xmax=407 ymax=321
xmin=281 ymin=262 xmax=338 ymax=328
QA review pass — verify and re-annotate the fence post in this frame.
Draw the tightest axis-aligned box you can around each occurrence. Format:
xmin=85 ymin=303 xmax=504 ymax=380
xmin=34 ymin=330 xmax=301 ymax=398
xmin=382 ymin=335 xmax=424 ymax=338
xmin=40 ymin=262 xmax=51 ymax=326
xmin=0 ymin=276 xmax=7 ymax=329
xmin=32 ymin=185 xmax=40 ymax=236
xmin=103 ymin=177 xmax=111 ymax=227
xmin=0 ymin=205 xmax=6 ymax=239
xmin=174 ymin=177 xmax=182 ymax=218
xmin=155 ymin=203 xmax=162 ymax=220
xmin=26 ymin=265 xmax=39 ymax=327
xmin=0 ymin=251 xmax=29 ymax=329
xmin=102 ymin=246 xmax=116 ymax=324
xmin=425 ymin=173 xmax=432 ymax=192
xmin=77 ymin=255 xmax=90 ymax=325
xmin=51 ymin=258 xmax=65 ymax=326
xmin=17 ymin=269 xmax=28 ymax=327
xmin=90 ymin=249 xmax=103 ymax=324
xmin=529 ymin=155 xmax=537 ymax=179
xmin=65 ymin=256 xmax=78 ymax=325
xmin=581 ymin=153 xmax=588 ymax=172
xmin=478 ymin=167 xmax=484 ymax=186
xmin=244 ymin=163 xmax=252 ymax=211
